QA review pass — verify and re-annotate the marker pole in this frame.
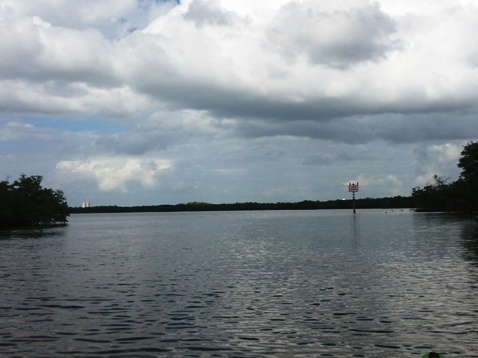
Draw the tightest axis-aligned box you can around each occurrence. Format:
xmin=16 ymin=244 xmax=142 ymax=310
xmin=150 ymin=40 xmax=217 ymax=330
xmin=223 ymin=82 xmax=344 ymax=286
xmin=348 ymin=182 xmax=358 ymax=215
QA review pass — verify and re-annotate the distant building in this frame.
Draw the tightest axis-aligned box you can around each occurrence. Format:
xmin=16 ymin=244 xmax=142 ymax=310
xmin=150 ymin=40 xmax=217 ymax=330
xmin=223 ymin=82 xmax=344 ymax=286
xmin=81 ymin=201 xmax=90 ymax=208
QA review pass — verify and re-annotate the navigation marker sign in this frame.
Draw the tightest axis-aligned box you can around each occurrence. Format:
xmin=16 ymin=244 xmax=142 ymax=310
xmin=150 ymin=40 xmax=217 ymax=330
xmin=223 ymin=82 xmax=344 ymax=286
xmin=348 ymin=182 xmax=359 ymax=214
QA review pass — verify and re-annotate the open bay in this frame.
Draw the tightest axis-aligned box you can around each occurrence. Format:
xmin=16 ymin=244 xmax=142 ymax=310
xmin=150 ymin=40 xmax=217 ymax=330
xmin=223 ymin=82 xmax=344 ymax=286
xmin=1 ymin=210 xmax=477 ymax=357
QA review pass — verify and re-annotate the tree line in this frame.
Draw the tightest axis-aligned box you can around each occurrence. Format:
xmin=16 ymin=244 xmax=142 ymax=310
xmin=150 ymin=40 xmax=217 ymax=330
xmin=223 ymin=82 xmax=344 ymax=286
xmin=411 ymin=141 xmax=478 ymax=212
xmin=0 ymin=174 xmax=69 ymax=228
xmin=69 ymin=196 xmax=413 ymax=214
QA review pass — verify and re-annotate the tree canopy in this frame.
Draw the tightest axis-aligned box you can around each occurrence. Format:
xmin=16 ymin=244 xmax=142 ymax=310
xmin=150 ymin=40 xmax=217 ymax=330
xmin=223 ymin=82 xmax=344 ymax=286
xmin=412 ymin=141 xmax=478 ymax=212
xmin=458 ymin=141 xmax=478 ymax=181
xmin=0 ymin=174 xmax=69 ymax=228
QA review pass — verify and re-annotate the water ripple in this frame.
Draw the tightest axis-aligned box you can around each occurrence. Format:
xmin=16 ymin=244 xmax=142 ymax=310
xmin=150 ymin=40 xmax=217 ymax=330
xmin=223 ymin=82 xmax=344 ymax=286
xmin=0 ymin=211 xmax=477 ymax=357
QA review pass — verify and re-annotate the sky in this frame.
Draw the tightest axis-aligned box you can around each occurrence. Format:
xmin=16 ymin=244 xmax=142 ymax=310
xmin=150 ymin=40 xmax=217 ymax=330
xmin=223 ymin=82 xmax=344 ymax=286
xmin=1 ymin=0 xmax=478 ymax=207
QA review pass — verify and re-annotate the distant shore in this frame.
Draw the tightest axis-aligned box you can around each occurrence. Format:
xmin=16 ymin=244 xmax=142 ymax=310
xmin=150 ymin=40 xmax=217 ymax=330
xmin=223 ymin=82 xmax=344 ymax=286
xmin=69 ymin=196 xmax=413 ymax=214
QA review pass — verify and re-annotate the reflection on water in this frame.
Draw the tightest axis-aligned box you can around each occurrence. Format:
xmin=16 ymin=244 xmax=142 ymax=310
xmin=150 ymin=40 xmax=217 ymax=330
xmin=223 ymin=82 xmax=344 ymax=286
xmin=0 ymin=210 xmax=477 ymax=357
xmin=0 ymin=225 xmax=67 ymax=240
xmin=460 ymin=220 xmax=478 ymax=265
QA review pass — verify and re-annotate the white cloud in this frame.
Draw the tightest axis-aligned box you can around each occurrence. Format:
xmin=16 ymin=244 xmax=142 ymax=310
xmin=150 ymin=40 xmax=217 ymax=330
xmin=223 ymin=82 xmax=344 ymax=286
xmin=57 ymin=157 xmax=172 ymax=192
xmin=0 ymin=11 xmax=115 ymax=83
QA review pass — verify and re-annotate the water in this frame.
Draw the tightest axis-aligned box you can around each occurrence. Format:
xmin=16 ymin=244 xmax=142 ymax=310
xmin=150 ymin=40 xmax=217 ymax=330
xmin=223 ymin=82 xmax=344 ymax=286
xmin=1 ymin=210 xmax=477 ymax=357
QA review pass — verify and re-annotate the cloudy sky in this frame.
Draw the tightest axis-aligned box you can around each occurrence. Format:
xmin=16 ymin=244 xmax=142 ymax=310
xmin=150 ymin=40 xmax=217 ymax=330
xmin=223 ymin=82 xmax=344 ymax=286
xmin=1 ymin=0 xmax=477 ymax=206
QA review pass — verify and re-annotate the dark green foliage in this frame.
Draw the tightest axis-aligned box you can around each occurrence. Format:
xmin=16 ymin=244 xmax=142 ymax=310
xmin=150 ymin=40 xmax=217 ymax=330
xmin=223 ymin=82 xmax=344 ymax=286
xmin=0 ymin=174 xmax=69 ymax=227
xmin=458 ymin=141 xmax=478 ymax=180
xmin=69 ymin=195 xmax=414 ymax=214
xmin=412 ymin=141 xmax=478 ymax=212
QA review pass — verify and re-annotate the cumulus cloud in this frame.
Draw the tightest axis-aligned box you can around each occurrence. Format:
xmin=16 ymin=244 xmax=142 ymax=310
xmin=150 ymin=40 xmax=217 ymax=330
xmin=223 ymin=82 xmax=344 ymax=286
xmin=3 ymin=0 xmax=478 ymax=124
xmin=0 ymin=12 xmax=116 ymax=84
xmin=57 ymin=158 xmax=171 ymax=192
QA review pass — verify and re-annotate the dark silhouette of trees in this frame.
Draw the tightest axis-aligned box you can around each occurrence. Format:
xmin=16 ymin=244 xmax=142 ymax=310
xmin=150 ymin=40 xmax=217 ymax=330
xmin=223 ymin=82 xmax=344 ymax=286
xmin=412 ymin=141 xmax=478 ymax=212
xmin=69 ymin=195 xmax=414 ymax=214
xmin=0 ymin=174 xmax=69 ymax=227
xmin=458 ymin=141 xmax=478 ymax=180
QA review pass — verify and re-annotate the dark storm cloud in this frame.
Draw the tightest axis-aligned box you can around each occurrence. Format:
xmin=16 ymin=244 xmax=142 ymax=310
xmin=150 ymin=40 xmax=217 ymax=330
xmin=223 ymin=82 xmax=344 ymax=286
xmin=131 ymin=70 xmax=477 ymax=139
xmin=231 ymin=112 xmax=478 ymax=144
xmin=267 ymin=2 xmax=398 ymax=68
xmin=97 ymin=122 xmax=180 ymax=155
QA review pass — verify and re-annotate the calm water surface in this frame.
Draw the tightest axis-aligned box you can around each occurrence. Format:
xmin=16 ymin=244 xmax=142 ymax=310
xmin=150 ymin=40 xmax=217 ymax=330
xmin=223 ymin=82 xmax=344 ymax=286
xmin=1 ymin=210 xmax=477 ymax=357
